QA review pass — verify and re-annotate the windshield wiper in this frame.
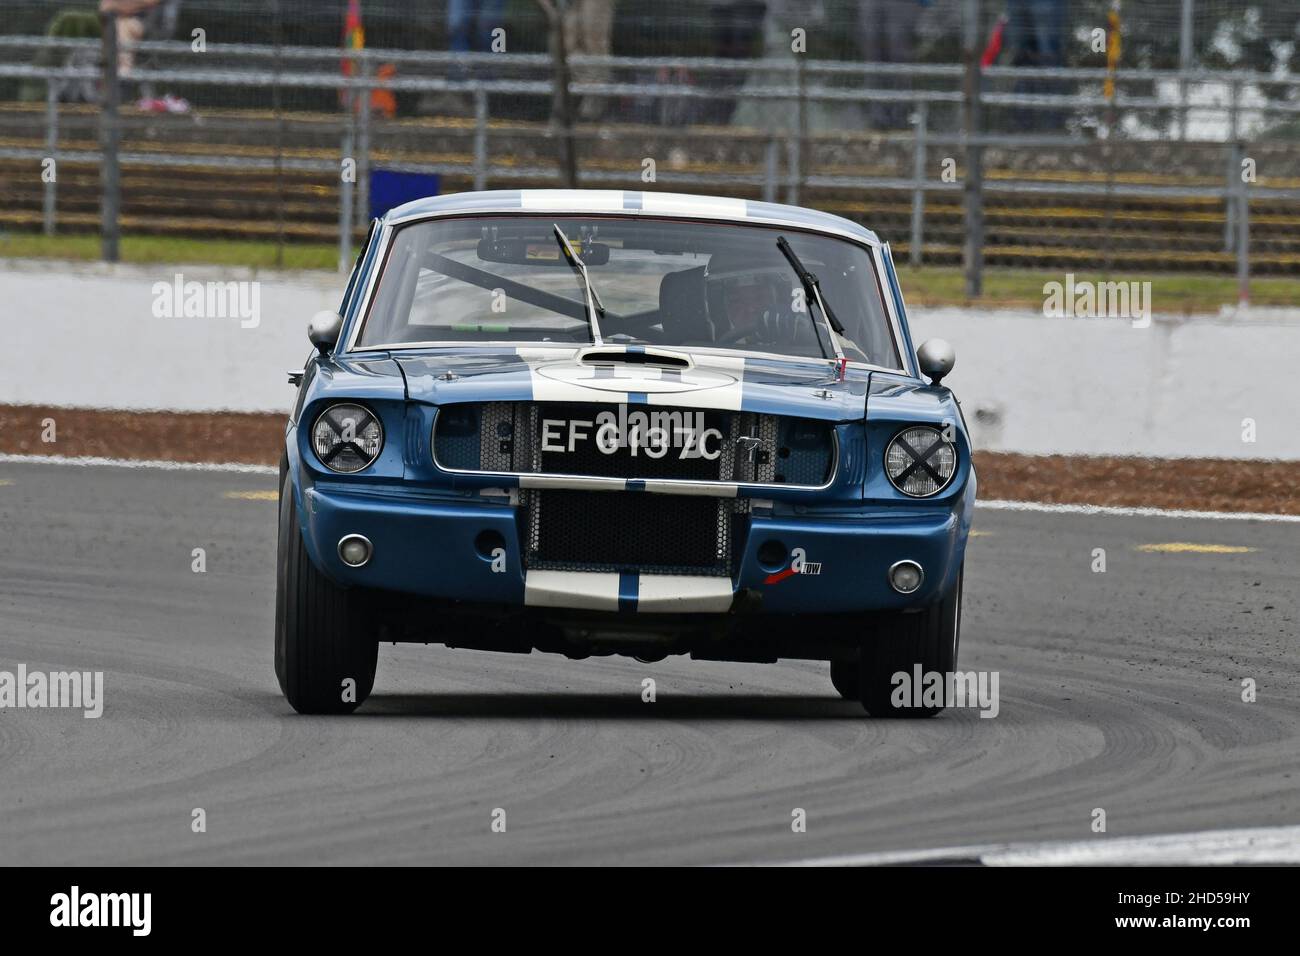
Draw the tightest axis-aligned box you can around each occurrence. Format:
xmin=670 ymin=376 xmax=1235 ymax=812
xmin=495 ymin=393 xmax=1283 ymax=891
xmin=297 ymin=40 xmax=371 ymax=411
xmin=553 ymin=223 xmax=605 ymax=346
xmin=776 ymin=235 xmax=845 ymax=365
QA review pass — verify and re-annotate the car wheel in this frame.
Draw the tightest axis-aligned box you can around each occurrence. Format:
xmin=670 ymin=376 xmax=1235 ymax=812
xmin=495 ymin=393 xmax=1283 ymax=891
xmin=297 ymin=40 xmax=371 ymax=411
xmin=829 ymin=660 xmax=859 ymax=700
xmin=858 ymin=564 xmax=962 ymax=718
xmin=274 ymin=472 xmax=378 ymax=714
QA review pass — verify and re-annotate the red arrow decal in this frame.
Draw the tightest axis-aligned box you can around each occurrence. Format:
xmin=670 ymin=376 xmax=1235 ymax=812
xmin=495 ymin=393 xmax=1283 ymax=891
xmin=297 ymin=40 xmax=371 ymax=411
xmin=764 ymin=566 xmax=798 ymax=585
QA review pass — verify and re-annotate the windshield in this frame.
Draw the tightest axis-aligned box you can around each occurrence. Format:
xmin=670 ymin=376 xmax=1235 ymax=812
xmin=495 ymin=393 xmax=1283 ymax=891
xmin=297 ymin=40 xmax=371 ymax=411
xmin=357 ymin=215 xmax=903 ymax=368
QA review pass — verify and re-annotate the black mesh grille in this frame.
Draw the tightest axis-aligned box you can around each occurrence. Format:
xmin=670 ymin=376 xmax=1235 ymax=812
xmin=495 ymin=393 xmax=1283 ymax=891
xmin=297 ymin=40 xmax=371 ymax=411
xmin=433 ymin=401 xmax=836 ymax=487
xmin=535 ymin=403 xmax=728 ymax=481
xmin=526 ymin=490 xmax=731 ymax=576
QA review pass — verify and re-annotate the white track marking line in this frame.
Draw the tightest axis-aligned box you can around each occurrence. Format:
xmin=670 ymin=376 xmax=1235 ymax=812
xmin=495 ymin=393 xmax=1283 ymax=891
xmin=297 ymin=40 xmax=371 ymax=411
xmin=1135 ymin=542 xmax=1256 ymax=554
xmin=978 ymin=498 xmax=1300 ymax=524
xmin=762 ymin=824 xmax=1300 ymax=867
xmin=3 ymin=454 xmax=1299 ymax=524
xmin=0 ymin=453 xmax=276 ymax=475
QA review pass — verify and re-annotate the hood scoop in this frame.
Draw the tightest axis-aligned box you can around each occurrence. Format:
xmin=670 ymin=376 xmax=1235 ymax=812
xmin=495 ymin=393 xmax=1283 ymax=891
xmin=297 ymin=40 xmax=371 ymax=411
xmin=577 ymin=346 xmax=692 ymax=369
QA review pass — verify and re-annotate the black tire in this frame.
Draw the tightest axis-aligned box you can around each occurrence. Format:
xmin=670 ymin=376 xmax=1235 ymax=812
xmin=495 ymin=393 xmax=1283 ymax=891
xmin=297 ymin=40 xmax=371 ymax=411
xmin=274 ymin=472 xmax=378 ymax=714
xmin=829 ymin=660 xmax=859 ymax=700
xmin=858 ymin=565 xmax=963 ymax=718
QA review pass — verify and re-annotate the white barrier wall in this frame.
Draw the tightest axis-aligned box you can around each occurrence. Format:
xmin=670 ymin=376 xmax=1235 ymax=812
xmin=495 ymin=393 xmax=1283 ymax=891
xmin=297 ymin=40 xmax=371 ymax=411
xmin=2 ymin=259 xmax=1297 ymax=460
xmin=909 ymin=307 xmax=1300 ymax=460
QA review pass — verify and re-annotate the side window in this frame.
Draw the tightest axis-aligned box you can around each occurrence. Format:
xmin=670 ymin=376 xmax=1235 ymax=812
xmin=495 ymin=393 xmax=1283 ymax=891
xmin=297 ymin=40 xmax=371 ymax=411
xmin=339 ymin=219 xmax=379 ymax=318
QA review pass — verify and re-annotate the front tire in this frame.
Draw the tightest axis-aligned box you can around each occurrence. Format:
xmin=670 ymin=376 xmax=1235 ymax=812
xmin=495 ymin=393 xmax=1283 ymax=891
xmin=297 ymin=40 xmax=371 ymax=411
xmin=858 ymin=565 xmax=962 ymax=718
xmin=274 ymin=472 xmax=378 ymax=714
xmin=829 ymin=660 xmax=859 ymax=700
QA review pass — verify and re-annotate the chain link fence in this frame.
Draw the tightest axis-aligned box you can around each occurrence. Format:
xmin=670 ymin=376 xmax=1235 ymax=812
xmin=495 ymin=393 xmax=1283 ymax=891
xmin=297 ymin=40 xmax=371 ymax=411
xmin=1 ymin=1 xmax=1298 ymax=292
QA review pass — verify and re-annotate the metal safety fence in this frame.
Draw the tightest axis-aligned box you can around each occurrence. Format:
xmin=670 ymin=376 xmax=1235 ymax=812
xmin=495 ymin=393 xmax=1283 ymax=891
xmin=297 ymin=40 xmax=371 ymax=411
xmin=1 ymin=32 xmax=1299 ymax=295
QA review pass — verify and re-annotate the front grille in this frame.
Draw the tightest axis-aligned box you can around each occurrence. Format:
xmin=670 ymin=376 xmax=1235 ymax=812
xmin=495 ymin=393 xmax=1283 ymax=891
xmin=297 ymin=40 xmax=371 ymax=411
xmin=434 ymin=401 xmax=836 ymax=487
xmin=535 ymin=403 xmax=728 ymax=481
xmin=525 ymin=490 xmax=733 ymax=576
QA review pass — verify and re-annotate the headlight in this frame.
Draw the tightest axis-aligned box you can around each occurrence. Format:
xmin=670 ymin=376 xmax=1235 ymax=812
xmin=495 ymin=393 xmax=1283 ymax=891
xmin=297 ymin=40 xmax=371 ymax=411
xmin=884 ymin=426 xmax=956 ymax=497
xmin=312 ymin=403 xmax=383 ymax=474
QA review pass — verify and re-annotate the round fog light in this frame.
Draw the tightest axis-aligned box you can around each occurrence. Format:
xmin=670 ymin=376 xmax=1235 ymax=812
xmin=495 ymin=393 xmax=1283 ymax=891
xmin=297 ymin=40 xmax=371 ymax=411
xmin=338 ymin=534 xmax=372 ymax=568
xmin=888 ymin=560 xmax=924 ymax=594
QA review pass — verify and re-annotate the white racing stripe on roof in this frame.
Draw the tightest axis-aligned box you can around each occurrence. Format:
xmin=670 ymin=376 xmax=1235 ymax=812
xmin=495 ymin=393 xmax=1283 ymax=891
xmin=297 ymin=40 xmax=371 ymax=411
xmin=520 ymin=190 xmax=626 ymax=212
xmin=524 ymin=570 xmax=622 ymax=611
xmin=641 ymin=193 xmax=748 ymax=219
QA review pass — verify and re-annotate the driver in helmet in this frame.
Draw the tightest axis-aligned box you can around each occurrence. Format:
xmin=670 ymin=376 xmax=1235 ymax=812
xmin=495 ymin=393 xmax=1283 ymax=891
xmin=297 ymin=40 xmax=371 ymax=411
xmin=705 ymin=255 xmax=791 ymax=348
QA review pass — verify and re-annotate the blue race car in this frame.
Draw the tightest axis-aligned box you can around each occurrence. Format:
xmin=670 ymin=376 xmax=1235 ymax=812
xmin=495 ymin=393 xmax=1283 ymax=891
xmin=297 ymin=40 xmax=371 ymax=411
xmin=276 ymin=190 xmax=974 ymax=716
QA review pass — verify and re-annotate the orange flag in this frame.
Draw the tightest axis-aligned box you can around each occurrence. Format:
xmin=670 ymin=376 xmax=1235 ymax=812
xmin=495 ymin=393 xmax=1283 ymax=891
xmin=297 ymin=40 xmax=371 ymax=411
xmin=1104 ymin=2 xmax=1121 ymax=101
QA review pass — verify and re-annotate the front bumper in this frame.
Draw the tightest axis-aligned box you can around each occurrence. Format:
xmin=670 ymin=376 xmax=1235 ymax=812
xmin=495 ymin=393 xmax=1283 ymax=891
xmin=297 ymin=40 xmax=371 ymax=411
xmin=297 ymin=478 xmax=971 ymax=615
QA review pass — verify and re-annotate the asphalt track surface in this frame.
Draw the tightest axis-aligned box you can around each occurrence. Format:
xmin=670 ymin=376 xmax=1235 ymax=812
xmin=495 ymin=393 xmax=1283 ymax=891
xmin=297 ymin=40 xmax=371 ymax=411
xmin=0 ymin=459 xmax=1295 ymax=865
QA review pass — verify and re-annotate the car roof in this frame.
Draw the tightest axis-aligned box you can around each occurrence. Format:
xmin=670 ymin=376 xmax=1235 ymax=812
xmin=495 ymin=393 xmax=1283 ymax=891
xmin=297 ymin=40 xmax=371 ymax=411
xmin=383 ymin=189 xmax=881 ymax=245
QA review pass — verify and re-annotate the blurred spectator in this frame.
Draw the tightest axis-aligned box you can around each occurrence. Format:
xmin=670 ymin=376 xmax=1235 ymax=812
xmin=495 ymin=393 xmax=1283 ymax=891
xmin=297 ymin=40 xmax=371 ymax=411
xmin=563 ymin=0 xmax=615 ymax=121
xmin=448 ymin=0 xmax=506 ymax=56
xmin=857 ymin=0 xmax=924 ymax=129
xmin=435 ymin=0 xmax=505 ymax=115
xmin=98 ymin=0 xmax=161 ymax=77
xmin=1003 ymin=0 xmax=1068 ymax=130
xmin=706 ymin=0 xmax=766 ymax=124
xmin=99 ymin=0 xmax=179 ymax=102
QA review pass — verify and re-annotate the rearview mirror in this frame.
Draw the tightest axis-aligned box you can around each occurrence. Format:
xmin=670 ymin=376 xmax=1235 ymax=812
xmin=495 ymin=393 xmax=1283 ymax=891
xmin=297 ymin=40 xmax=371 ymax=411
xmin=308 ymin=310 xmax=343 ymax=354
xmin=477 ymin=238 xmax=610 ymax=267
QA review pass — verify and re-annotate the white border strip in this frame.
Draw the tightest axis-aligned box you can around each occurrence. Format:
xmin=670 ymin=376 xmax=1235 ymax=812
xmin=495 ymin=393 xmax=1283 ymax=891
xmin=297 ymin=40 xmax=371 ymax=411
xmin=3 ymin=455 xmax=1299 ymax=523
xmin=978 ymin=498 xmax=1300 ymax=524
xmin=0 ymin=453 xmax=277 ymax=475
xmin=761 ymin=824 xmax=1300 ymax=867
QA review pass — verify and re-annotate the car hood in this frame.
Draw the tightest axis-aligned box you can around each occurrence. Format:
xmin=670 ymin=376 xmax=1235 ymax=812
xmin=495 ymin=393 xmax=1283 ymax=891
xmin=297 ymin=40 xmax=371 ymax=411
xmin=392 ymin=346 xmax=873 ymax=421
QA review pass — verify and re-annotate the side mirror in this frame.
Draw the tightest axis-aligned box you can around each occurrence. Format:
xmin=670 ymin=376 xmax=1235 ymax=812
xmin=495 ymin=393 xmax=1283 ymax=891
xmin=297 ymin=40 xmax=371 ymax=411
xmin=917 ymin=338 xmax=955 ymax=387
xmin=308 ymin=310 xmax=343 ymax=355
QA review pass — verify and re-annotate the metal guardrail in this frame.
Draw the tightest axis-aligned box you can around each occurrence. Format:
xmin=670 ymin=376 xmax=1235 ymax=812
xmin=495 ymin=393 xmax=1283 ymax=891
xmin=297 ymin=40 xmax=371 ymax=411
xmin=1 ymin=34 xmax=1293 ymax=289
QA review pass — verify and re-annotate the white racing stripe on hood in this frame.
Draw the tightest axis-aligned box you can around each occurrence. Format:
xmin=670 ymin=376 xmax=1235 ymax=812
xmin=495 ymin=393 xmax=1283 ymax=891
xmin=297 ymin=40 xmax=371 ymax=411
xmin=645 ymin=355 xmax=746 ymax=410
xmin=524 ymin=570 xmax=621 ymax=611
xmin=516 ymin=347 xmax=747 ymax=409
xmin=537 ymin=364 xmax=738 ymax=401
xmin=517 ymin=346 xmax=630 ymax=404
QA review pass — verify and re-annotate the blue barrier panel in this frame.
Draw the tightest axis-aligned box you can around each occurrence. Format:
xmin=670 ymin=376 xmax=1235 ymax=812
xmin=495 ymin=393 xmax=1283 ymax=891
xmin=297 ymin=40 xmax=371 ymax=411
xmin=369 ymin=170 xmax=441 ymax=220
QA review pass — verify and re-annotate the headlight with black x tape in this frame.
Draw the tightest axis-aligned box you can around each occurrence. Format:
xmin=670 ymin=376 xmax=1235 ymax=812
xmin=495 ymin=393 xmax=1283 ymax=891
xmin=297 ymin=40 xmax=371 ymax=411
xmin=312 ymin=403 xmax=383 ymax=474
xmin=884 ymin=425 xmax=956 ymax=497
